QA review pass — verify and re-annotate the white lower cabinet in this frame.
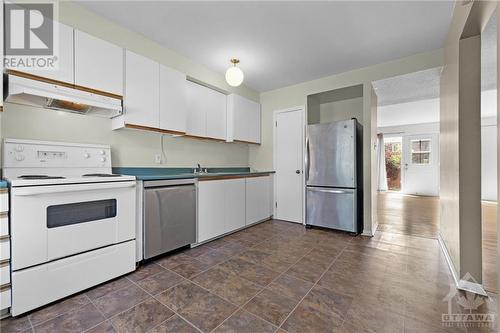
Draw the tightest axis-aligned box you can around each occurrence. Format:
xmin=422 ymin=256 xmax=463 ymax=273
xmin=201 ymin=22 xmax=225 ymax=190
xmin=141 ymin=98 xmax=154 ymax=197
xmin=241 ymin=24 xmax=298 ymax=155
xmin=246 ymin=176 xmax=272 ymax=225
xmin=198 ymin=180 xmax=226 ymax=243
xmin=198 ymin=175 xmax=272 ymax=243
xmin=224 ymin=179 xmax=246 ymax=233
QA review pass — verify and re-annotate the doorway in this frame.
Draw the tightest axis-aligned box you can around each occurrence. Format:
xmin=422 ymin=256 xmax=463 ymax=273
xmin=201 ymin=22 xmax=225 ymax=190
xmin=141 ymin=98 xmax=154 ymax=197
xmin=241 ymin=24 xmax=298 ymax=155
xmin=273 ymin=107 xmax=305 ymax=224
xmin=373 ymin=68 xmax=441 ymax=239
xmin=383 ymin=136 xmax=402 ymax=191
xmin=402 ymin=133 xmax=439 ymax=196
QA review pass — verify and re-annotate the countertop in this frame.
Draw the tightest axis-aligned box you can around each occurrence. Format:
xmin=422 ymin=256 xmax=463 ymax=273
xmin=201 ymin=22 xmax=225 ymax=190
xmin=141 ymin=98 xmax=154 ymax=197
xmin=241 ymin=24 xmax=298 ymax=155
xmin=112 ymin=167 xmax=274 ymax=181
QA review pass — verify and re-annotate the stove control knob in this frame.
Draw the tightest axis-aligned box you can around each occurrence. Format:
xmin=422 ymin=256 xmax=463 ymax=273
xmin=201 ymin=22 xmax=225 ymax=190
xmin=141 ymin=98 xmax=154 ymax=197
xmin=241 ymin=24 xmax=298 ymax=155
xmin=15 ymin=145 xmax=24 ymax=152
xmin=15 ymin=154 xmax=25 ymax=161
xmin=84 ymin=153 xmax=90 ymax=159
xmin=99 ymin=150 xmax=106 ymax=155
xmin=100 ymin=157 xmax=107 ymax=162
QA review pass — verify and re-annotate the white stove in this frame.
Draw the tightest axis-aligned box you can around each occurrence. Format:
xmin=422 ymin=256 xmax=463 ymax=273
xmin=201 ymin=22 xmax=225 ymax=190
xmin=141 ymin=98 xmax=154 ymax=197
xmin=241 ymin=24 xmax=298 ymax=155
xmin=4 ymin=138 xmax=135 ymax=187
xmin=3 ymin=139 xmax=137 ymax=316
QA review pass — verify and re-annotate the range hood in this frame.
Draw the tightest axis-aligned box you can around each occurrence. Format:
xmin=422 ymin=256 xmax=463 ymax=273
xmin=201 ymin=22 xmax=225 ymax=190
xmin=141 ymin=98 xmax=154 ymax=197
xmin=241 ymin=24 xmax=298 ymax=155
xmin=5 ymin=74 xmax=122 ymax=118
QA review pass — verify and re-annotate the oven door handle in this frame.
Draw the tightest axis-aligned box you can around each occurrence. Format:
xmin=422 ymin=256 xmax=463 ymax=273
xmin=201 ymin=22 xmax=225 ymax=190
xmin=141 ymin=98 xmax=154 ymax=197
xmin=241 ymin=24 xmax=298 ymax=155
xmin=13 ymin=181 xmax=136 ymax=196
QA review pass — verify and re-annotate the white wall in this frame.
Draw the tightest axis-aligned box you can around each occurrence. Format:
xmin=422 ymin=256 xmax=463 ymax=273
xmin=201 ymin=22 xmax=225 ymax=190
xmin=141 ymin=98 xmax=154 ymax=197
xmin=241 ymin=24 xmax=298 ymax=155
xmin=319 ymin=97 xmax=364 ymax=124
xmin=378 ymin=98 xmax=440 ymax=127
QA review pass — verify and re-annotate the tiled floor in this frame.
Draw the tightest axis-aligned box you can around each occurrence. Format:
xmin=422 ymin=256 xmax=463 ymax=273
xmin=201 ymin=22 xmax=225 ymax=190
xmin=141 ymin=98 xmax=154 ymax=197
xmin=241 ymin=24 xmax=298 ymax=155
xmin=1 ymin=219 xmax=497 ymax=333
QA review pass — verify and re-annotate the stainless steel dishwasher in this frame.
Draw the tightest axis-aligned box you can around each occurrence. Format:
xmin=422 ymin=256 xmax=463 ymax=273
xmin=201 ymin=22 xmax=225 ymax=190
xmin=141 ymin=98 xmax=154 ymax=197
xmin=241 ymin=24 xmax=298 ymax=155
xmin=143 ymin=178 xmax=197 ymax=259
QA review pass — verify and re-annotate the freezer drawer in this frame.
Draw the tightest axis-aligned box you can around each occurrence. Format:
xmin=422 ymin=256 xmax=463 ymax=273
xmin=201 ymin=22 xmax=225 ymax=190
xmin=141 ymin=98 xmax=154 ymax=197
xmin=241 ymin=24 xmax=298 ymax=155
xmin=306 ymin=186 xmax=358 ymax=233
xmin=143 ymin=182 xmax=196 ymax=259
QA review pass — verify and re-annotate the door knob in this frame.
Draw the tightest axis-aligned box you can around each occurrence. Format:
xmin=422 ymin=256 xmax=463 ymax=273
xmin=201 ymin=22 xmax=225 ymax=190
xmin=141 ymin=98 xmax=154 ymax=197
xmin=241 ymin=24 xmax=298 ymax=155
xmin=296 ymin=170 xmax=301 ymax=174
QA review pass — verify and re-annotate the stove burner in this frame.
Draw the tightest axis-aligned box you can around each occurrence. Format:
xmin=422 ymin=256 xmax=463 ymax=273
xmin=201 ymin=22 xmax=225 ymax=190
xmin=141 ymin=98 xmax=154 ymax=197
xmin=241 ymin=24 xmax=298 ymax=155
xmin=18 ymin=175 xmax=66 ymax=180
xmin=82 ymin=173 xmax=122 ymax=178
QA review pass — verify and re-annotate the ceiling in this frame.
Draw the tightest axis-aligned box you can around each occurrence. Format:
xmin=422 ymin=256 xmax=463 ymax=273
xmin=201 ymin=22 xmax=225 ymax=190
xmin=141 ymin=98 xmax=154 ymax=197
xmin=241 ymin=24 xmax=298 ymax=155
xmin=77 ymin=1 xmax=454 ymax=92
xmin=374 ymin=12 xmax=497 ymax=108
xmin=372 ymin=68 xmax=442 ymax=106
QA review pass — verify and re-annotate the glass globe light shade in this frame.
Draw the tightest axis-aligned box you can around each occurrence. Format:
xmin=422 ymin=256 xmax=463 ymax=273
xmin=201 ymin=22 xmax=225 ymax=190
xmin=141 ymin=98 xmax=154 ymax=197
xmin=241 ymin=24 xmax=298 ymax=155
xmin=225 ymin=66 xmax=244 ymax=87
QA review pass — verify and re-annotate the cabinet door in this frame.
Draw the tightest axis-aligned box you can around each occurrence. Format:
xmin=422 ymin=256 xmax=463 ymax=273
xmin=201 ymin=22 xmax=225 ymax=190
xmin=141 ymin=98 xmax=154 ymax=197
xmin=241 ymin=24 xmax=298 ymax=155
xmin=186 ymin=81 xmax=207 ymax=137
xmin=74 ymin=30 xmax=123 ymax=95
xmin=159 ymin=65 xmax=187 ymax=133
xmin=16 ymin=22 xmax=74 ymax=83
xmin=246 ymin=176 xmax=271 ymax=225
xmin=228 ymin=94 xmax=261 ymax=143
xmin=247 ymin=102 xmax=261 ymax=144
xmin=205 ymin=89 xmax=227 ymax=140
xmin=198 ymin=180 xmax=226 ymax=242
xmin=224 ymin=179 xmax=246 ymax=233
xmin=124 ymin=50 xmax=159 ymax=128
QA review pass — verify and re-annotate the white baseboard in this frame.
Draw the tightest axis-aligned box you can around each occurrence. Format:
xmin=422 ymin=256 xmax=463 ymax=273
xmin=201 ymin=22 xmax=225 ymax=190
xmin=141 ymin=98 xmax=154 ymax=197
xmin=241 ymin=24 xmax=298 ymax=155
xmin=437 ymin=233 xmax=487 ymax=296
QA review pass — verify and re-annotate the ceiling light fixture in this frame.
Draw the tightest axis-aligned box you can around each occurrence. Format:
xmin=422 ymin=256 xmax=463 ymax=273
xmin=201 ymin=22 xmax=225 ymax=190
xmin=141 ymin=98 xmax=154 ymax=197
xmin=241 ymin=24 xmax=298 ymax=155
xmin=225 ymin=58 xmax=244 ymax=87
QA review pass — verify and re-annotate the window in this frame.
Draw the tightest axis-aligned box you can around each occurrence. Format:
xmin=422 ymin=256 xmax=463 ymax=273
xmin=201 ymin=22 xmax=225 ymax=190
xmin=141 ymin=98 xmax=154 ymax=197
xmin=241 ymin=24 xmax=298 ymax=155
xmin=47 ymin=199 xmax=117 ymax=228
xmin=411 ymin=139 xmax=431 ymax=164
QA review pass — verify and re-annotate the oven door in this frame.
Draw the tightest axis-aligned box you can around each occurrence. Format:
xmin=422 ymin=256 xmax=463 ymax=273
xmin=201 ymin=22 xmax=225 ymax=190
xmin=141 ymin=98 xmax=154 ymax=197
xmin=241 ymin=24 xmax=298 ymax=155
xmin=11 ymin=181 xmax=136 ymax=271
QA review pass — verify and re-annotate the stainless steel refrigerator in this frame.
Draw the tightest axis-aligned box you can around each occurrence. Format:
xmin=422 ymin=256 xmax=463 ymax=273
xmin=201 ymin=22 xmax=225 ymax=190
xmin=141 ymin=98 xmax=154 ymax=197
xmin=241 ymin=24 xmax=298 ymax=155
xmin=305 ymin=119 xmax=363 ymax=233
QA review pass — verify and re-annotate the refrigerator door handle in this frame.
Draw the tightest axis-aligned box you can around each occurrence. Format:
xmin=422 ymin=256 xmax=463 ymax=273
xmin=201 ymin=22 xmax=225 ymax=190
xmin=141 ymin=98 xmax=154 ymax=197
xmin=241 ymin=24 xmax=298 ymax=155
xmin=305 ymin=137 xmax=310 ymax=182
xmin=307 ymin=187 xmax=353 ymax=194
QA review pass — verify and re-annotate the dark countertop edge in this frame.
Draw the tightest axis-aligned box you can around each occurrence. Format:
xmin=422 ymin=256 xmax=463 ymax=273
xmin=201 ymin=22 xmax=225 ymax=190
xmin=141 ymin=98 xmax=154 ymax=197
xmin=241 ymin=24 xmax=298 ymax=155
xmin=119 ymin=171 xmax=275 ymax=181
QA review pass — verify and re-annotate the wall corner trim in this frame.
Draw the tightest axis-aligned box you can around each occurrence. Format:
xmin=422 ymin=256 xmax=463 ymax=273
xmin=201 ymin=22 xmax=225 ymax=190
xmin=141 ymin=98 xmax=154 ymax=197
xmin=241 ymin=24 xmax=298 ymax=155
xmin=438 ymin=233 xmax=487 ymax=296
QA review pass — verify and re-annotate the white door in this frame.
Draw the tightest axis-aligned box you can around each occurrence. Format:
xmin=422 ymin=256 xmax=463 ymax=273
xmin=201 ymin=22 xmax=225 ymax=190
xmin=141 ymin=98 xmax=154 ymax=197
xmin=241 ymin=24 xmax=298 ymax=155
xmin=402 ymin=134 xmax=439 ymax=196
xmin=274 ymin=108 xmax=304 ymax=223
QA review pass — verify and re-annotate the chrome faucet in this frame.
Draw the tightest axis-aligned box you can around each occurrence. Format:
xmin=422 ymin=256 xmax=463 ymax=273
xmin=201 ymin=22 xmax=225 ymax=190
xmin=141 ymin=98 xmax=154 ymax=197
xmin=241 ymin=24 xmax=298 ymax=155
xmin=194 ymin=163 xmax=207 ymax=173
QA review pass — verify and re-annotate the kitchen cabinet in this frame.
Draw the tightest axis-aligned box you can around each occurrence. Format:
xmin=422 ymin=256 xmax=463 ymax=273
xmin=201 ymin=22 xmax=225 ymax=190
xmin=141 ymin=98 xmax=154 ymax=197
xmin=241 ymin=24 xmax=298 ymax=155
xmin=159 ymin=65 xmax=187 ymax=133
xmin=224 ymin=179 xmax=246 ymax=232
xmin=0 ymin=187 xmax=10 ymax=312
xmin=198 ymin=180 xmax=226 ymax=243
xmin=198 ymin=175 xmax=272 ymax=243
xmin=186 ymin=81 xmax=207 ymax=137
xmin=205 ymin=89 xmax=227 ymax=140
xmin=186 ymin=81 xmax=227 ymax=140
xmin=246 ymin=175 xmax=272 ymax=225
xmin=12 ymin=22 xmax=74 ymax=84
xmin=124 ymin=50 xmax=159 ymax=129
xmin=227 ymin=94 xmax=261 ymax=144
xmin=74 ymin=30 xmax=123 ymax=96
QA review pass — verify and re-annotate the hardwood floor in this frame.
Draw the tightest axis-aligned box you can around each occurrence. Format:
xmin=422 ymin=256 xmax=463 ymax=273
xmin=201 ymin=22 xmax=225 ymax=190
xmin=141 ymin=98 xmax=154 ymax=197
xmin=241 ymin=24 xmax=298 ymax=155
xmin=377 ymin=192 xmax=498 ymax=293
xmin=377 ymin=192 xmax=440 ymax=239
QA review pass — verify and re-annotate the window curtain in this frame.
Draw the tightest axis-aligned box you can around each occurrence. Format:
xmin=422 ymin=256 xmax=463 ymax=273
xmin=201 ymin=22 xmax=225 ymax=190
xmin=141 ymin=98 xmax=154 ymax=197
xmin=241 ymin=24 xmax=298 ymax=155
xmin=377 ymin=133 xmax=388 ymax=191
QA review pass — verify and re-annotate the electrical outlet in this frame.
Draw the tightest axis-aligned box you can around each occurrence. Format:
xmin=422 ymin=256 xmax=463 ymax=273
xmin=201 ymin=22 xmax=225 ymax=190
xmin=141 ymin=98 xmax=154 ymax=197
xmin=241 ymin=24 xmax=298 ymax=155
xmin=154 ymin=154 xmax=162 ymax=164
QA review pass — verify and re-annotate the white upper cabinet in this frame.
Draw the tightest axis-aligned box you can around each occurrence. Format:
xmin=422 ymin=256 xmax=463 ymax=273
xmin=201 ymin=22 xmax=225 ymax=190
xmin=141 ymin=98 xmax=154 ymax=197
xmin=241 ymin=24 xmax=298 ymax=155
xmin=186 ymin=81 xmax=227 ymax=140
xmin=159 ymin=65 xmax=187 ymax=133
xmin=124 ymin=50 xmax=159 ymax=129
xmin=5 ymin=22 xmax=74 ymax=84
xmin=205 ymin=88 xmax=227 ymax=140
xmin=227 ymin=94 xmax=261 ymax=144
xmin=186 ymin=81 xmax=207 ymax=137
xmin=74 ymin=30 xmax=123 ymax=95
